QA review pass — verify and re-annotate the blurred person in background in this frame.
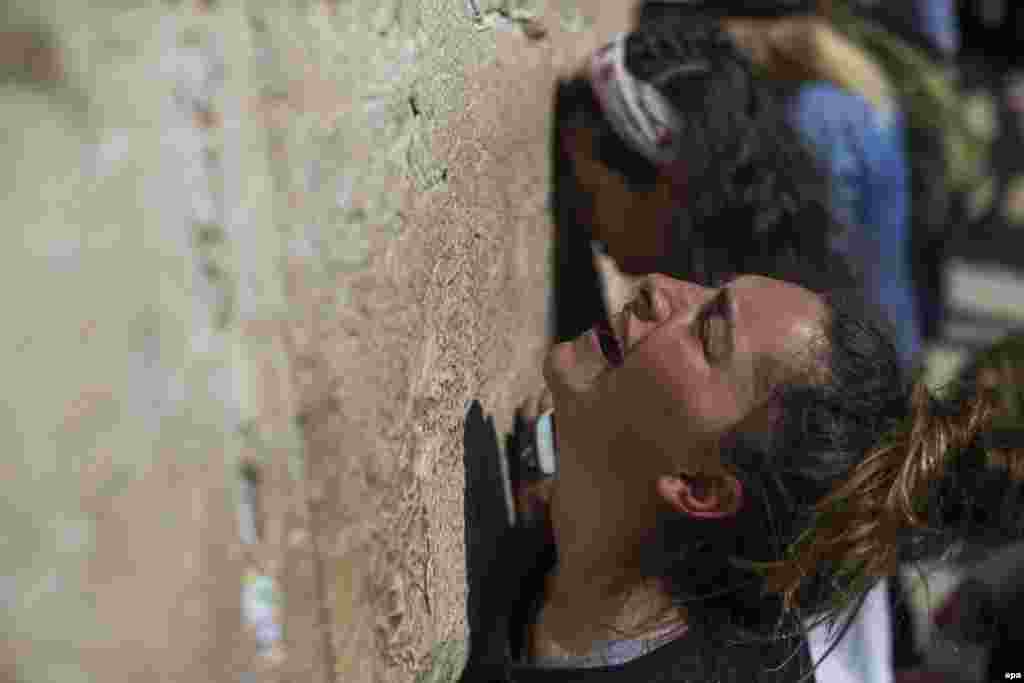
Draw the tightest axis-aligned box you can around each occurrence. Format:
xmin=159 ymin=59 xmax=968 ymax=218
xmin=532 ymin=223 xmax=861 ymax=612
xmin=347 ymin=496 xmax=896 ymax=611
xmin=638 ymin=0 xmax=924 ymax=375
xmin=549 ymin=7 xmax=842 ymax=344
xmin=855 ymin=0 xmax=961 ymax=349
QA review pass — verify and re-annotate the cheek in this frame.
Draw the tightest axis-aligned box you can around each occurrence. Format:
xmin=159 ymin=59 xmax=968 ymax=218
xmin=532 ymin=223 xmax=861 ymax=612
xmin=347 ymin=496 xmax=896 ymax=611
xmin=603 ymin=354 xmax=688 ymax=426
xmin=643 ymin=354 xmax=744 ymax=437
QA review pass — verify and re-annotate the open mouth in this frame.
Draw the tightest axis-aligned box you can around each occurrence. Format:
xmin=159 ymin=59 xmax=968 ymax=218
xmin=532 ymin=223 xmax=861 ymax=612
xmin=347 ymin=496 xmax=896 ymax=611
xmin=595 ymin=319 xmax=623 ymax=367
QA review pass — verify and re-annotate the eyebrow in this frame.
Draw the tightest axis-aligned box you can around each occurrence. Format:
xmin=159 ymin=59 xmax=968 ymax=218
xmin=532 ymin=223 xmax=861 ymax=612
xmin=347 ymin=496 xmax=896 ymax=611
xmin=713 ymin=285 xmax=777 ymax=402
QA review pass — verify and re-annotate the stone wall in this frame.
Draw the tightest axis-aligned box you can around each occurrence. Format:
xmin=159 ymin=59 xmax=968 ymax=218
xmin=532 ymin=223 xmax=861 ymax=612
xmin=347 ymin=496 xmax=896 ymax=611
xmin=0 ymin=1 xmax=631 ymax=681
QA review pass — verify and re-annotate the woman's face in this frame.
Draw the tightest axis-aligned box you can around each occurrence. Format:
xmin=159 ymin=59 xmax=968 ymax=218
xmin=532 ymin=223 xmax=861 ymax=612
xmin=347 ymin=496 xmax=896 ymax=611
xmin=563 ymin=119 xmax=678 ymax=276
xmin=543 ymin=273 xmax=826 ymax=475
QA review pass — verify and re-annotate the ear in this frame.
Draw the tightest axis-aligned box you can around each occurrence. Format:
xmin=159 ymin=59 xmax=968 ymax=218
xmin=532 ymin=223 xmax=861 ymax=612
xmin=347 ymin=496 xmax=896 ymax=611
xmin=656 ymin=472 xmax=744 ymax=519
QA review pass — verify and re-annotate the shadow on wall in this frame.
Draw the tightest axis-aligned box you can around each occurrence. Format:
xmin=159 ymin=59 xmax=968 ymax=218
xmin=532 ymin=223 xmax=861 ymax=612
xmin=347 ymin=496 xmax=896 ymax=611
xmin=462 ymin=401 xmax=511 ymax=645
xmin=410 ymin=401 xmax=508 ymax=682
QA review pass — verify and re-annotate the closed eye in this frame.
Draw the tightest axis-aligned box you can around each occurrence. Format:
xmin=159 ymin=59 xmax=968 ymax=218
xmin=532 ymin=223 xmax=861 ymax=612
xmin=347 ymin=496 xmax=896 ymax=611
xmin=699 ymin=288 xmax=731 ymax=364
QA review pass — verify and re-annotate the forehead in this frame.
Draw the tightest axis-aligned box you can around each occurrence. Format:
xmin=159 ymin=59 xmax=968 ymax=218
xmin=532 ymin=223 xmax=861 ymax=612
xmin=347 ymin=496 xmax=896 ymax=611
xmin=636 ymin=275 xmax=824 ymax=419
xmin=732 ymin=276 xmax=825 ymax=394
xmin=733 ymin=276 xmax=825 ymax=347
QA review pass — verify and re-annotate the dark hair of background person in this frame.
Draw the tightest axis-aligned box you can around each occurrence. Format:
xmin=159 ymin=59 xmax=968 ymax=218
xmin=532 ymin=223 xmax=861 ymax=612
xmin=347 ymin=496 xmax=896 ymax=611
xmin=549 ymin=14 xmax=846 ymax=343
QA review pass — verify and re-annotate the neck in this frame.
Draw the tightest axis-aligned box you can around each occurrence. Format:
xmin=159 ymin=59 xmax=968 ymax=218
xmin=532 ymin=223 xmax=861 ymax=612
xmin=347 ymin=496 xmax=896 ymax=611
xmin=538 ymin=443 xmax=682 ymax=651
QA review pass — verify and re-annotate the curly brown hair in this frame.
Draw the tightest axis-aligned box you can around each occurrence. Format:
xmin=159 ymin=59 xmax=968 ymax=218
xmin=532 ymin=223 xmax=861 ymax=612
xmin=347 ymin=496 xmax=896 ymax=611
xmin=762 ymin=334 xmax=1024 ymax=620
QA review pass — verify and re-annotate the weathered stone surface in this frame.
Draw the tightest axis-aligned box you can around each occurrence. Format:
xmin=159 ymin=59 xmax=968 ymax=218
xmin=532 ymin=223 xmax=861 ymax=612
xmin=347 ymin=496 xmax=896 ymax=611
xmin=0 ymin=1 xmax=631 ymax=681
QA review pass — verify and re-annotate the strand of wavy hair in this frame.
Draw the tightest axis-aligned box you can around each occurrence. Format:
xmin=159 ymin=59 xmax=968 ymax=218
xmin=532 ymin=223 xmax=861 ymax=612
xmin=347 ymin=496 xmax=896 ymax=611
xmin=766 ymin=379 xmax=1001 ymax=614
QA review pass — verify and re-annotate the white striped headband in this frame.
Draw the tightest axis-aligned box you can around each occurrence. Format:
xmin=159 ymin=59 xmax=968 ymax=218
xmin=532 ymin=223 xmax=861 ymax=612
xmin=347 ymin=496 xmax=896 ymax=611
xmin=587 ymin=33 xmax=709 ymax=169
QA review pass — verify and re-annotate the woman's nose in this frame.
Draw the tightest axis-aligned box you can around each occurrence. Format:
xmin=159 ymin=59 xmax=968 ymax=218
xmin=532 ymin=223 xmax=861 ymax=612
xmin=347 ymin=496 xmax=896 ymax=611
xmin=627 ymin=279 xmax=663 ymax=323
xmin=639 ymin=273 xmax=710 ymax=321
xmin=615 ymin=274 xmax=711 ymax=354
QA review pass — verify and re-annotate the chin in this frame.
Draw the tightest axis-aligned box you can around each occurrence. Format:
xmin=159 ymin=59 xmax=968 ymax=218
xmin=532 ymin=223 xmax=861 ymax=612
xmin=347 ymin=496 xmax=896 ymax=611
xmin=545 ymin=334 xmax=605 ymax=397
xmin=542 ymin=341 xmax=575 ymax=395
